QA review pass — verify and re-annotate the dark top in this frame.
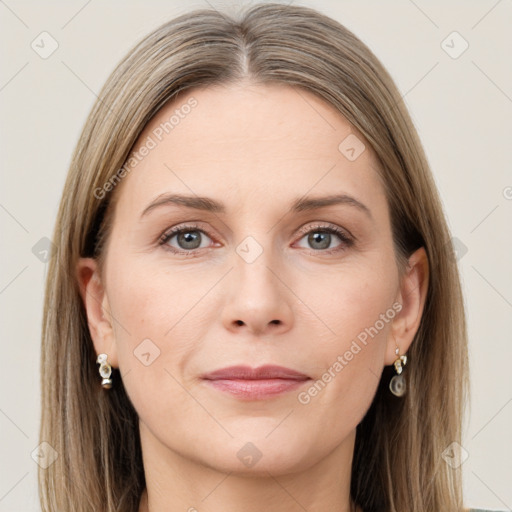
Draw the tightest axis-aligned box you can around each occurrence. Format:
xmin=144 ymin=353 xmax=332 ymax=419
xmin=469 ymin=509 xmax=505 ymax=512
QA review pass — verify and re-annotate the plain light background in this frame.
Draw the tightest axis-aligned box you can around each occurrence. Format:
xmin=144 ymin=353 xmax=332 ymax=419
xmin=1 ymin=0 xmax=511 ymax=510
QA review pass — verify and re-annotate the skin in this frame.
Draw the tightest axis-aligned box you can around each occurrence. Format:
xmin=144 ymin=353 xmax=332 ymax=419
xmin=77 ymin=82 xmax=429 ymax=512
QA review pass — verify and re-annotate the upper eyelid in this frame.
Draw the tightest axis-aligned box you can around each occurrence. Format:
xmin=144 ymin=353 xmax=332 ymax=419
xmin=160 ymin=221 xmax=352 ymax=246
xmin=159 ymin=222 xmax=210 ymax=242
xmin=295 ymin=222 xmax=352 ymax=238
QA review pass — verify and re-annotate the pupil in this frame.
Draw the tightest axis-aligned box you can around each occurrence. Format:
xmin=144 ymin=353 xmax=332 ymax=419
xmin=309 ymin=232 xmax=330 ymax=250
xmin=179 ymin=231 xmax=200 ymax=249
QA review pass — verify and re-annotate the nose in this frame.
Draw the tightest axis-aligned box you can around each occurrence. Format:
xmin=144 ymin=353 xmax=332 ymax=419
xmin=220 ymin=248 xmax=294 ymax=337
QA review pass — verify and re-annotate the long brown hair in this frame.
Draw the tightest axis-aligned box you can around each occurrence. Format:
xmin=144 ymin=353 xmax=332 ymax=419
xmin=39 ymin=4 xmax=469 ymax=511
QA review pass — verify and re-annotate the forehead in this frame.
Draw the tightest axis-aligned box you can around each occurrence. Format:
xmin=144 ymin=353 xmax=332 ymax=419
xmin=114 ymin=82 xmax=384 ymax=216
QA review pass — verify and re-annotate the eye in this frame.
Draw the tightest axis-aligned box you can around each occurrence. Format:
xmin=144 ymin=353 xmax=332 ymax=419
xmin=294 ymin=223 xmax=354 ymax=253
xmin=159 ymin=223 xmax=215 ymax=254
xmin=158 ymin=222 xmax=354 ymax=256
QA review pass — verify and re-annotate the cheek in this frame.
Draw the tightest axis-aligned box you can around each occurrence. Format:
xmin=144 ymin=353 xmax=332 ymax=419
xmin=295 ymin=259 xmax=396 ymax=406
xmin=103 ymin=258 xmax=183 ymax=385
xmin=105 ymin=265 xmax=199 ymax=433
xmin=104 ymin=251 xmax=225 ymax=405
xmin=299 ymin=256 xmax=397 ymax=346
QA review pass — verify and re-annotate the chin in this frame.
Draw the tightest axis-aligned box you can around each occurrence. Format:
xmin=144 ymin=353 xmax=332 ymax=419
xmin=195 ymin=432 xmax=319 ymax=476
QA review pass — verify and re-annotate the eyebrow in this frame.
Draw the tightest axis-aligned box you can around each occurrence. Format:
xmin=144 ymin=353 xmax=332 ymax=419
xmin=140 ymin=193 xmax=372 ymax=219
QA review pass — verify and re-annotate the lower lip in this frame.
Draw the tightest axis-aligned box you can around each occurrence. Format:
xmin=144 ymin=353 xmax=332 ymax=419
xmin=203 ymin=378 xmax=310 ymax=400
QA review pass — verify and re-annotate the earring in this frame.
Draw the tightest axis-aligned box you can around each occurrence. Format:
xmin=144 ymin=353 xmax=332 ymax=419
xmin=389 ymin=344 xmax=407 ymax=397
xmin=96 ymin=353 xmax=113 ymax=389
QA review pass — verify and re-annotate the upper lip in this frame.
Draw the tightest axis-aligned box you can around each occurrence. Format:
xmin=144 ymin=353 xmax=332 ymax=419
xmin=202 ymin=365 xmax=310 ymax=381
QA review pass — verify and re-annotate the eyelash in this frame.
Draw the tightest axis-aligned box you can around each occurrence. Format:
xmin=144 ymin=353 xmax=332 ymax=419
xmin=158 ymin=222 xmax=354 ymax=257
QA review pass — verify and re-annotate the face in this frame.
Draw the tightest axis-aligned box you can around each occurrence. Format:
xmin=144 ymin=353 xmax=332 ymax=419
xmin=80 ymin=82 xmax=422 ymax=476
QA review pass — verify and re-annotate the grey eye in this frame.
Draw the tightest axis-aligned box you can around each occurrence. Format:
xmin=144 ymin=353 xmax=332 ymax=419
xmin=307 ymin=232 xmax=333 ymax=250
xmin=176 ymin=231 xmax=202 ymax=250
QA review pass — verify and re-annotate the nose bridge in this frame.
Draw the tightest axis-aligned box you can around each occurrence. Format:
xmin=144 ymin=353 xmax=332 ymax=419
xmin=220 ymin=231 xmax=294 ymax=335
xmin=234 ymin=233 xmax=282 ymax=304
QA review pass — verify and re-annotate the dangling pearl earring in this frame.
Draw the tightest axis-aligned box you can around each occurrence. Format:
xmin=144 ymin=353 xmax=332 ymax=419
xmin=389 ymin=344 xmax=407 ymax=397
xmin=96 ymin=353 xmax=113 ymax=389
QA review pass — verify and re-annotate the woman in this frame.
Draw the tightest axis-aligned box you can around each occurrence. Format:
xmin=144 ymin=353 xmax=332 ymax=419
xmin=38 ymin=3 xmax=498 ymax=511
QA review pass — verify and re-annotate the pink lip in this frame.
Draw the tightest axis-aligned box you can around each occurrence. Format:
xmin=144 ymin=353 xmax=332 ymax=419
xmin=201 ymin=365 xmax=311 ymax=400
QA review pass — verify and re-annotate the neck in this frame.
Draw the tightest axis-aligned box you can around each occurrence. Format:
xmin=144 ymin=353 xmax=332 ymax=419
xmin=137 ymin=422 xmax=361 ymax=512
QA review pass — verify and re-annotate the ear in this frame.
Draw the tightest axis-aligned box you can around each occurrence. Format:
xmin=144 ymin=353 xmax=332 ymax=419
xmin=76 ymin=257 xmax=118 ymax=368
xmin=384 ymin=246 xmax=429 ymax=365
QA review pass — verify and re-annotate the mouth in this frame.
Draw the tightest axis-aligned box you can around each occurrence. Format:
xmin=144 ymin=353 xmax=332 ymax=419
xmin=201 ymin=365 xmax=311 ymax=400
